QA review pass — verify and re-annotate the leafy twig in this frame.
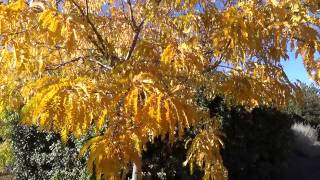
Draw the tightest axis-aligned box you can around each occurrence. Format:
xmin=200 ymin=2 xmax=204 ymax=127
xmin=45 ymin=57 xmax=84 ymax=70
xmin=45 ymin=56 xmax=112 ymax=71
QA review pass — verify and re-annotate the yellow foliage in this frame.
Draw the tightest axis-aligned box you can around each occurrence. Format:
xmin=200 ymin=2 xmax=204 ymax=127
xmin=0 ymin=0 xmax=319 ymax=179
xmin=21 ymin=76 xmax=112 ymax=138
xmin=161 ymin=44 xmax=176 ymax=65
xmin=7 ymin=0 xmax=25 ymax=11
xmin=184 ymin=121 xmax=227 ymax=180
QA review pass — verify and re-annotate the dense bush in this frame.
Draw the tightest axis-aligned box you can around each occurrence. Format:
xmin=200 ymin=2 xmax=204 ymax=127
xmin=300 ymin=84 xmax=320 ymax=125
xmin=8 ymin=99 xmax=296 ymax=180
xmin=207 ymin=97 xmax=295 ymax=180
xmin=11 ymin=123 xmax=92 ymax=180
xmin=141 ymin=137 xmax=202 ymax=179
xmin=2 ymin=95 xmax=297 ymax=179
xmin=0 ymin=111 xmax=17 ymax=171
xmin=137 ymin=97 xmax=296 ymax=180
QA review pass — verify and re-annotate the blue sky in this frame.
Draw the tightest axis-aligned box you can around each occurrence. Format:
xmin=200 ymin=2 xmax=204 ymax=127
xmin=282 ymin=52 xmax=314 ymax=85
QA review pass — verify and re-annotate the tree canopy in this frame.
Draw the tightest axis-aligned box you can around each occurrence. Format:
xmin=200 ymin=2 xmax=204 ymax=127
xmin=0 ymin=0 xmax=319 ymax=179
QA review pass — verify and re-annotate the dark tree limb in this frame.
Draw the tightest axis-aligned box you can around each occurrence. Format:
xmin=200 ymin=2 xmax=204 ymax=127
xmin=125 ymin=20 xmax=145 ymax=61
xmin=70 ymin=0 xmax=109 ymax=60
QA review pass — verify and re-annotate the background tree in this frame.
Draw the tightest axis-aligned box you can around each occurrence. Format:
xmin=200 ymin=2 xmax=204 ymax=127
xmin=139 ymin=96 xmax=296 ymax=180
xmin=11 ymin=123 xmax=92 ymax=180
xmin=0 ymin=0 xmax=319 ymax=179
xmin=300 ymin=84 xmax=320 ymax=125
xmin=288 ymin=83 xmax=320 ymax=126
xmin=0 ymin=110 xmax=92 ymax=180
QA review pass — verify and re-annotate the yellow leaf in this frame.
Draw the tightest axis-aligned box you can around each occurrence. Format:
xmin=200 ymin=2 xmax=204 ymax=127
xmin=161 ymin=45 xmax=176 ymax=64
xmin=8 ymin=0 xmax=26 ymax=11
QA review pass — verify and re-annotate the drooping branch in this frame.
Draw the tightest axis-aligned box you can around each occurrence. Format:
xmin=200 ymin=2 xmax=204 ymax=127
xmin=211 ymin=39 xmax=232 ymax=68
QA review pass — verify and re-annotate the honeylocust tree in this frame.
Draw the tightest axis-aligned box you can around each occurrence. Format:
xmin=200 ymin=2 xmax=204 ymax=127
xmin=0 ymin=0 xmax=319 ymax=179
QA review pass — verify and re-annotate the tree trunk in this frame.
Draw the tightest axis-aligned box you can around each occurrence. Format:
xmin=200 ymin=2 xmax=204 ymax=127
xmin=131 ymin=163 xmax=142 ymax=180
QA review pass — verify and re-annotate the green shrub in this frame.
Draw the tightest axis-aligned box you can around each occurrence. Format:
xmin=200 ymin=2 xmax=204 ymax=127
xmin=138 ymin=96 xmax=296 ymax=180
xmin=141 ymin=136 xmax=202 ymax=179
xmin=6 ymin=95 xmax=296 ymax=179
xmin=11 ymin=124 xmax=92 ymax=180
xmin=0 ymin=141 xmax=14 ymax=171
xmin=0 ymin=111 xmax=18 ymax=171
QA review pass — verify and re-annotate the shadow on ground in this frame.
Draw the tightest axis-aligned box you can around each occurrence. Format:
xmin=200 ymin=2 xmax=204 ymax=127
xmin=286 ymin=153 xmax=320 ymax=180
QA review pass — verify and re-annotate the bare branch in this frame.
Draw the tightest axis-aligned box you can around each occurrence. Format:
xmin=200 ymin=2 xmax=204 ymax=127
xmin=88 ymin=58 xmax=112 ymax=70
xmin=216 ymin=64 xmax=241 ymax=72
xmin=127 ymin=0 xmax=138 ymax=30
xmin=85 ymin=0 xmax=89 ymax=15
xmin=123 ymin=0 xmax=146 ymax=61
xmin=125 ymin=20 xmax=145 ymax=61
xmin=45 ymin=56 xmax=112 ymax=71
xmin=45 ymin=57 xmax=84 ymax=71
xmin=70 ymin=0 xmax=109 ymax=59
xmin=203 ymin=39 xmax=232 ymax=73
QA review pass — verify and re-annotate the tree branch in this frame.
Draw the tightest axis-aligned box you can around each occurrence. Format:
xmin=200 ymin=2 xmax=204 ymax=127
xmin=45 ymin=56 xmax=112 ymax=71
xmin=85 ymin=0 xmax=89 ymax=15
xmin=88 ymin=58 xmax=112 ymax=70
xmin=203 ymin=39 xmax=232 ymax=73
xmin=122 ymin=0 xmax=146 ymax=61
xmin=125 ymin=20 xmax=145 ymax=61
xmin=2 ymin=25 xmax=38 ymax=37
xmin=127 ymin=0 xmax=137 ymax=30
xmin=45 ymin=57 xmax=84 ymax=70
xmin=70 ymin=0 xmax=109 ymax=59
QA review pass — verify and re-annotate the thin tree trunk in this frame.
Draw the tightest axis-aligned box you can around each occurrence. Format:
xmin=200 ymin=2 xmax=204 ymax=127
xmin=131 ymin=163 xmax=142 ymax=180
